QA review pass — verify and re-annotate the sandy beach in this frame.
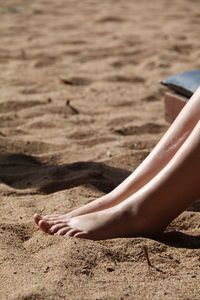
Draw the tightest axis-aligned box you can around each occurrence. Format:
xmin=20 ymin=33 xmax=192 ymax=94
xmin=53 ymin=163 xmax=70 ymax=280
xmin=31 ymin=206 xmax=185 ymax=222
xmin=0 ymin=0 xmax=200 ymax=299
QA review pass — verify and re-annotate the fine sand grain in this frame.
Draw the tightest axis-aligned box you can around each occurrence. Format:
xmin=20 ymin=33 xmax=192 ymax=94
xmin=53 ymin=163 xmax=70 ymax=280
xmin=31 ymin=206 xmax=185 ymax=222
xmin=0 ymin=0 xmax=200 ymax=299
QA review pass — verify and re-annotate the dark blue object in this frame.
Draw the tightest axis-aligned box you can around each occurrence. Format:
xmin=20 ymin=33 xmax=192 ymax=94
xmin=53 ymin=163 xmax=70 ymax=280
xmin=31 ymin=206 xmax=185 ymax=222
xmin=160 ymin=70 xmax=200 ymax=98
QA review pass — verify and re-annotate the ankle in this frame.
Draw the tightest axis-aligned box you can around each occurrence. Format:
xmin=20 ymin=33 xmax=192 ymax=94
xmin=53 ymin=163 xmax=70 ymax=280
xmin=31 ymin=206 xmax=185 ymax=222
xmin=137 ymin=209 xmax=167 ymax=236
xmin=122 ymin=203 xmax=166 ymax=236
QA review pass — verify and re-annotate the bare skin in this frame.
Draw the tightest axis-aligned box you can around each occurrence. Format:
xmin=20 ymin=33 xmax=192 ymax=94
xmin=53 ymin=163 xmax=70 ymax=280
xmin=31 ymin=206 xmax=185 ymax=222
xmin=36 ymin=120 xmax=200 ymax=239
xmin=34 ymin=87 xmax=200 ymax=228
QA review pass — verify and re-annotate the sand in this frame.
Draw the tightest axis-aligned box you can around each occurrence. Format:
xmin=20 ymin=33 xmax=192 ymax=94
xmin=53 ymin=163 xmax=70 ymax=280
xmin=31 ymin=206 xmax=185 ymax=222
xmin=0 ymin=0 xmax=200 ymax=299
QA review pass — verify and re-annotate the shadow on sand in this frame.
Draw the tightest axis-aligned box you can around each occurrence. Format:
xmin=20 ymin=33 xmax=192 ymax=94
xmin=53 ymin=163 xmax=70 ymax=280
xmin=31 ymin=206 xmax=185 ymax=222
xmin=0 ymin=152 xmax=131 ymax=194
xmin=154 ymin=231 xmax=200 ymax=249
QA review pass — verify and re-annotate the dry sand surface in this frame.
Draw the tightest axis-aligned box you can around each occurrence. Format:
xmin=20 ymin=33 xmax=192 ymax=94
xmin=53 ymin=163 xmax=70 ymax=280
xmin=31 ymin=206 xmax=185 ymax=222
xmin=0 ymin=0 xmax=200 ymax=299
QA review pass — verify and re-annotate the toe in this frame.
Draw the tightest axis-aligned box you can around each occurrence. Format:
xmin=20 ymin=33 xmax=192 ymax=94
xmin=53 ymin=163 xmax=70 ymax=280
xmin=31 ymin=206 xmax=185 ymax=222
xmin=49 ymin=223 xmax=69 ymax=234
xmin=74 ymin=232 xmax=89 ymax=239
xmin=65 ymin=228 xmax=81 ymax=237
xmin=55 ymin=227 xmax=71 ymax=236
xmin=38 ymin=220 xmax=53 ymax=233
xmin=41 ymin=214 xmax=69 ymax=222
xmin=34 ymin=214 xmax=60 ymax=225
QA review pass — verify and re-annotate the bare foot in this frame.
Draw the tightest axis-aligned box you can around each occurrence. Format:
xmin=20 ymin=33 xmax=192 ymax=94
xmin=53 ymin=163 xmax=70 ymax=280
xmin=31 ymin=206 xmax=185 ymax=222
xmin=35 ymin=201 xmax=151 ymax=240
xmin=34 ymin=192 xmax=127 ymax=226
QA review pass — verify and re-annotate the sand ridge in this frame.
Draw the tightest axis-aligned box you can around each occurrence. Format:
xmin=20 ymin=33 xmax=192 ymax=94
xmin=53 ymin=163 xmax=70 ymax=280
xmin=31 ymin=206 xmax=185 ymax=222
xmin=0 ymin=0 xmax=200 ymax=299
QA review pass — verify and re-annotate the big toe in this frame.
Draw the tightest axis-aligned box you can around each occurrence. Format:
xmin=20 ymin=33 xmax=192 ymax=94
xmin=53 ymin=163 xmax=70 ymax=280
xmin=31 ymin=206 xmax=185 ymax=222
xmin=38 ymin=220 xmax=55 ymax=234
xmin=34 ymin=214 xmax=42 ymax=225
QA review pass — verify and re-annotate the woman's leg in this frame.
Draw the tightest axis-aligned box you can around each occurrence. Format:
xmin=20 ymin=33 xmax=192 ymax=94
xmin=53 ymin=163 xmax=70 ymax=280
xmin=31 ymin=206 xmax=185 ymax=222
xmin=34 ymin=87 xmax=200 ymax=225
xmin=38 ymin=121 xmax=200 ymax=239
